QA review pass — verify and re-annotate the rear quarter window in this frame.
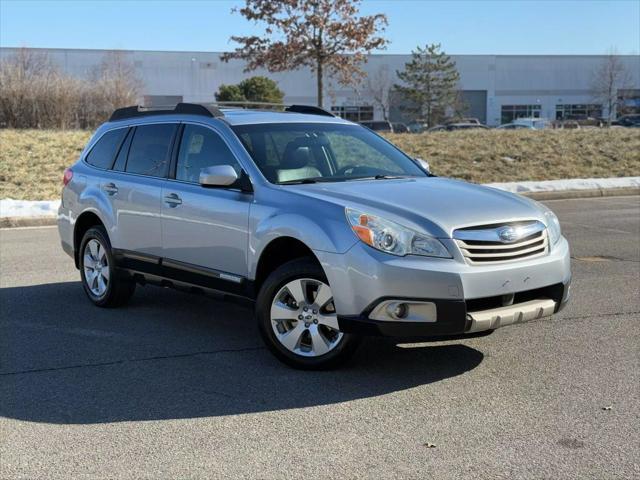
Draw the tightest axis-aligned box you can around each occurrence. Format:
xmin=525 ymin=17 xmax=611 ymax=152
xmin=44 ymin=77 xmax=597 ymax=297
xmin=85 ymin=128 xmax=128 ymax=169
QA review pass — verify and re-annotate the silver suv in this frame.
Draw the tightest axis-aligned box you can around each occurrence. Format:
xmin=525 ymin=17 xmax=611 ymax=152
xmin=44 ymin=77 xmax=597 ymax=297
xmin=58 ymin=103 xmax=571 ymax=369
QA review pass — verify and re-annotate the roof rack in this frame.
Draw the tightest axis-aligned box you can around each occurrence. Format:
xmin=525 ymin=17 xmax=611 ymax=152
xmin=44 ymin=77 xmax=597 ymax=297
xmin=284 ymin=105 xmax=334 ymax=117
xmin=109 ymin=103 xmax=224 ymax=122
xmin=211 ymin=101 xmax=335 ymax=117
xmin=109 ymin=102 xmax=335 ymax=122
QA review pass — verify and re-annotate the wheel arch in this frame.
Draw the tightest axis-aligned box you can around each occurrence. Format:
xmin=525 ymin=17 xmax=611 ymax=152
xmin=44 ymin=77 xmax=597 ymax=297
xmin=253 ymin=236 xmax=323 ymax=294
xmin=73 ymin=210 xmax=107 ymax=268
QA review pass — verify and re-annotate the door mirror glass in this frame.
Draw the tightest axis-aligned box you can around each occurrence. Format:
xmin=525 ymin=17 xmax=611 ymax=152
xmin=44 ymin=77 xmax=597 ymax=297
xmin=415 ymin=157 xmax=431 ymax=174
xmin=199 ymin=165 xmax=239 ymax=187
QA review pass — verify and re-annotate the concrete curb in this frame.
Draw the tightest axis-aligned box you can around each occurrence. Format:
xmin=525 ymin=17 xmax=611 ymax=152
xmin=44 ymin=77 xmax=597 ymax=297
xmin=0 ymin=217 xmax=58 ymax=228
xmin=1 ymin=188 xmax=638 ymax=229
xmin=521 ymin=186 xmax=640 ymax=201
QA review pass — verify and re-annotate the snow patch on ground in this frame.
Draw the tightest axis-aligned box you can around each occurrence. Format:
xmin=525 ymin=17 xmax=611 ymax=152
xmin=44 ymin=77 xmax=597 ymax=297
xmin=1 ymin=199 xmax=61 ymax=218
xmin=485 ymin=176 xmax=640 ymax=193
xmin=1 ymin=177 xmax=639 ymax=218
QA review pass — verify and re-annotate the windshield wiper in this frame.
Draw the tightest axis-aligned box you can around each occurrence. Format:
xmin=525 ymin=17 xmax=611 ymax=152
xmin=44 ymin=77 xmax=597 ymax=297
xmin=278 ymin=177 xmax=321 ymax=185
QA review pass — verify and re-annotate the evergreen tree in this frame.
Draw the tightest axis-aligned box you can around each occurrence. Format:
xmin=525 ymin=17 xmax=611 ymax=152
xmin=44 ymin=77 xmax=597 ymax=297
xmin=394 ymin=44 xmax=461 ymax=126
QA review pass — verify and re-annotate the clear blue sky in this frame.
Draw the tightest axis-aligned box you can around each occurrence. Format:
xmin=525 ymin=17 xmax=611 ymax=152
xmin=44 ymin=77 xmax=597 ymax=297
xmin=1 ymin=0 xmax=639 ymax=55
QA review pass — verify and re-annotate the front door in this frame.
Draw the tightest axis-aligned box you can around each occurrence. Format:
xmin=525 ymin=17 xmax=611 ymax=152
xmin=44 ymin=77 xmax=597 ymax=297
xmin=161 ymin=123 xmax=251 ymax=281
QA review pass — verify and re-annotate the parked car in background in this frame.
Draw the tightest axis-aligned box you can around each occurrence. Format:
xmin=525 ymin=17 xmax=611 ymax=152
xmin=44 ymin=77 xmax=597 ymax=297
xmin=58 ymin=103 xmax=571 ymax=369
xmin=406 ymin=121 xmax=428 ymax=133
xmin=512 ymin=118 xmax=552 ymax=130
xmin=495 ymin=123 xmax=535 ymax=130
xmin=613 ymin=114 xmax=640 ymax=127
xmin=444 ymin=117 xmax=481 ymax=125
xmin=359 ymin=120 xmax=394 ymax=133
xmin=391 ymin=122 xmax=409 ymax=133
xmin=428 ymin=123 xmax=489 ymax=132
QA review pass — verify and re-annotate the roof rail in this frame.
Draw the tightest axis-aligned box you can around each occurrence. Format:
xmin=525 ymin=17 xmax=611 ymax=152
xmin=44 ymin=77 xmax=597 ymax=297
xmin=109 ymin=102 xmax=224 ymax=122
xmin=284 ymin=105 xmax=335 ymax=117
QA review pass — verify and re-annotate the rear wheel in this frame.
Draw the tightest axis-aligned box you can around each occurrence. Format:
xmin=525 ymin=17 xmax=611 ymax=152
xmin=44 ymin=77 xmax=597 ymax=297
xmin=256 ymin=258 xmax=360 ymax=369
xmin=79 ymin=226 xmax=135 ymax=307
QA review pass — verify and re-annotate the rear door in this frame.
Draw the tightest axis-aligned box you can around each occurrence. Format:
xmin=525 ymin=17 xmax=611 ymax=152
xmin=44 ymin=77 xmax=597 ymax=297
xmin=161 ymin=123 xmax=251 ymax=280
xmin=107 ymin=122 xmax=178 ymax=258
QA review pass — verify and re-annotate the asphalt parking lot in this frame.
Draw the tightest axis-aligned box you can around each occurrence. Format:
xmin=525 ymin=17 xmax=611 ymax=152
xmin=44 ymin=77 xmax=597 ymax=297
xmin=1 ymin=196 xmax=639 ymax=479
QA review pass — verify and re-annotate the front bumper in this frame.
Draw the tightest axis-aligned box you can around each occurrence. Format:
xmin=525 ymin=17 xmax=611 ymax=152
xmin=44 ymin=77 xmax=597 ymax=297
xmin=315 ymin=236 xmax=571 ymax=337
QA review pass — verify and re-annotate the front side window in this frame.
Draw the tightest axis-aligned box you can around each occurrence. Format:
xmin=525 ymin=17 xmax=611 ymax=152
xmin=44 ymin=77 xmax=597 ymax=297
xmin=85 ymin=128 xmax=128 ymax=169
xmin=176 ymin=124 xmax=240 ymax=183
xmin=232 ymin=123 xmax=425 ymax=184
xmin=125 ymin=124 xmax=177 ymax=177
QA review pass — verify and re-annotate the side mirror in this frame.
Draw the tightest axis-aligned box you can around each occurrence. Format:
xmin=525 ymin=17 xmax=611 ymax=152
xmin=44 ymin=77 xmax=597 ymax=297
xmin=415 ymin=157 xmax=431 ymax=174
xmin=199 ymin=165 xmax=239 ymax=187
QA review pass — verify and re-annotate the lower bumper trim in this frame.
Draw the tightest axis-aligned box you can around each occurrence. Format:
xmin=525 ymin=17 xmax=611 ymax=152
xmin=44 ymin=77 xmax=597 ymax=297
xmin=466 ymin=298 xmax=557 ymax=333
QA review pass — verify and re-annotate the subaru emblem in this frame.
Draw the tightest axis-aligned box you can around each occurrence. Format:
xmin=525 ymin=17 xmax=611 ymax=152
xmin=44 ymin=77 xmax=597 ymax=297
xmin=498 ymin=226 xmax=519 ymax=243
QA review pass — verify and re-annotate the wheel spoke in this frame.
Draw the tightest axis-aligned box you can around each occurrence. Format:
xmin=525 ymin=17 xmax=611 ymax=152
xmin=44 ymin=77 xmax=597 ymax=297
xmin=91 ymin=271 xmax=99 ymax=292
xmin=286 ymin=279 xmax=307 ymax=305
xmin=313 ymin=283 xmax=332 ymax=309
xmin=83 ymin=253 xmax=96 ymax=269
xmin=277 ymin=322 xmax=306 ymax=351
xmin=97 ymin=274 xmax=107 ymax=294
xmin=309 ymin=326 xmax=331 ymax=356
xmin=317 ymin=312 xmax=340 ymax=330
xmin=84 ymin=269 xmax=96 ymax=285
xmin=98 ymin=244 xmax=107 ymax=263
xmin=270 ymin=301 xmax=300 ymax=321
xmin=88 ymin=240 xmax=99 ymax=259
xmin=100 ymin=267 xmax=110 ymax=282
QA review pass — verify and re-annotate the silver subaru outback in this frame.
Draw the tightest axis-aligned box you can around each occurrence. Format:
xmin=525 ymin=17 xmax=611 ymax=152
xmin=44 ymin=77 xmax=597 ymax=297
xmin=58 ymin=103 xmax=571 ymax=369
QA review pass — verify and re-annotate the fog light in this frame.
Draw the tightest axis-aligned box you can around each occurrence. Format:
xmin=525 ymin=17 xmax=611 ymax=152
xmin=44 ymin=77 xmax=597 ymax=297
xmin=369 ymin=300 xmax=437 ymax=323
xmin=388 ymin=302 xmax=409 ymax=319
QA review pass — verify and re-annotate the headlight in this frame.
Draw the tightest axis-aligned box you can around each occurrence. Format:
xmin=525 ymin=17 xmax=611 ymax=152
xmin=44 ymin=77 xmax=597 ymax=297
xmin=345 ymin=208 xmax=451 ymax=258
xmin=543 ymin=209 xmax=561 ymax=245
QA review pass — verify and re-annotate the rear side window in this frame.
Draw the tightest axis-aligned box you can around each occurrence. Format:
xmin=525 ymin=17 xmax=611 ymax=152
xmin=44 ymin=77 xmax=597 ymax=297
xmin=85 ymin=128 xmax=128 ymax=169
xmin=176 ymin=124 xmax=240 ymax=183
xmin=125 ymin=124 xmax=177 ymax=177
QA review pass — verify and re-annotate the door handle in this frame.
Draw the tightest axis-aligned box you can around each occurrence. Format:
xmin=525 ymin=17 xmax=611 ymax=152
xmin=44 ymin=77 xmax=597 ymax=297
xmin=164 ymin=193 xmax=182 ymax=207
xmin=102 ymin=182 xmax=118 ymax=195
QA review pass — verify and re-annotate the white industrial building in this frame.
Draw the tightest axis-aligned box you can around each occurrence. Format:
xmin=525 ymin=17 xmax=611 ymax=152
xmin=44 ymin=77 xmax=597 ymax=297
xmin=1 ymin=47 xmax=639 ymax=126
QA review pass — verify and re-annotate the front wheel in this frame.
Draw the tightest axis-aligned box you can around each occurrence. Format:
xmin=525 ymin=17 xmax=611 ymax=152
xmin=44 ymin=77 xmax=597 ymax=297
xmin=256 ymin=259 xmax=360 ymax=370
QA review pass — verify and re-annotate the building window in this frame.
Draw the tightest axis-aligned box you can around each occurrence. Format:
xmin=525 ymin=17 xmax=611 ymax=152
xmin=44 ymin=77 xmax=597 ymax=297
xmin=555 ymin=104 xmax=602 ymax=120
xmin=331 ymin=106 xmax=374 ymax=122
xmin=501 ymin=105 xmax=541 ymax=124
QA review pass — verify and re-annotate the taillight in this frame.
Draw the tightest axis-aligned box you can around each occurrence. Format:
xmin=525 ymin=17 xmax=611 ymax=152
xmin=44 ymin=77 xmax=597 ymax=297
xmin=63 ymin=168 xmax=73 ymax=186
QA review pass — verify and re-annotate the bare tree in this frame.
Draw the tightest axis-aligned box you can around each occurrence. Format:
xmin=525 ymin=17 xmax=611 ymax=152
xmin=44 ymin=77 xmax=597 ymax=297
xmin=221 ymin=0 xmax=388 ymax=107
xmin=0 ymin=49 xmax=143 ymax=128
xmin=367 ymin=65 xmax=392 ymax=121
xmin=90 ymin=51 xmax=142 ymax=112
xmin=591 ymin=50 xmax=633 ymax=125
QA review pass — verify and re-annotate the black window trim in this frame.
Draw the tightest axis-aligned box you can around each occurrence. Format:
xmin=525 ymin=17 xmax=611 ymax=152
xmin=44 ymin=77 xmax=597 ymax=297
xmin=121 ymin=122 xmax=180 ymax=179
xmin=166 ymin=121 xmax=253 ymax=193
xmin=82 ymin=126 xmax=130 ymax=171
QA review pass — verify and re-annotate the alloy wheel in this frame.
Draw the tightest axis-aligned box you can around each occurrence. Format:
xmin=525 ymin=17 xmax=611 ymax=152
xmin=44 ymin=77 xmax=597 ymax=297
xmin=83 ymin=238 xmax=109 ymax=297
xmin=270 ymin=278 xmax=343 ymax=357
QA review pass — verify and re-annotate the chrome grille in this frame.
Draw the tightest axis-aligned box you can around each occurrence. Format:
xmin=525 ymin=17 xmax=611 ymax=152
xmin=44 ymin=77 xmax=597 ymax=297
xmin=453 ymin=221 xmax=548 ymax=265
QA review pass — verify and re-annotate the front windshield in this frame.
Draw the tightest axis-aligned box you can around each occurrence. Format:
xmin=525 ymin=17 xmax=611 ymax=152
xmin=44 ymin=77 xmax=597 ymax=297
xmin=230 ymin=123 xmax=426 ymax=184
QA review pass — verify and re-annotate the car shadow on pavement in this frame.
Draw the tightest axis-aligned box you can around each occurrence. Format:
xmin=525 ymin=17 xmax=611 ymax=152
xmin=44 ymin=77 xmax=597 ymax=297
xmin=0 ymin=281 xmax=484 ymax=424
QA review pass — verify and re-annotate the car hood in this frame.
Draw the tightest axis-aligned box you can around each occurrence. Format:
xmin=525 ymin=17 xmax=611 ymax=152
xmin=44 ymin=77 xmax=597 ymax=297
xmin=286 ymin=177 xmax=547 ymax=238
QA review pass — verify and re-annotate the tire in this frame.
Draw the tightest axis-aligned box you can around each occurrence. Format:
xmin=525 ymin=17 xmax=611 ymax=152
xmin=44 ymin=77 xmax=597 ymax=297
xmin=79 ymin=226 xmax=135 ymax=308
xmin=256 ymin=258 xmax=361 ymax=370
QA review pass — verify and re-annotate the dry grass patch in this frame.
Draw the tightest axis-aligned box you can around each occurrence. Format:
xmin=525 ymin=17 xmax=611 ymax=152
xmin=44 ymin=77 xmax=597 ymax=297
xmin=1 ymin=129 xmax=91 ymax=200
xmin=385 ymin=129 xmax=640 ymax=183
xmin=0 ymin=128 xmax=639 ymax=200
